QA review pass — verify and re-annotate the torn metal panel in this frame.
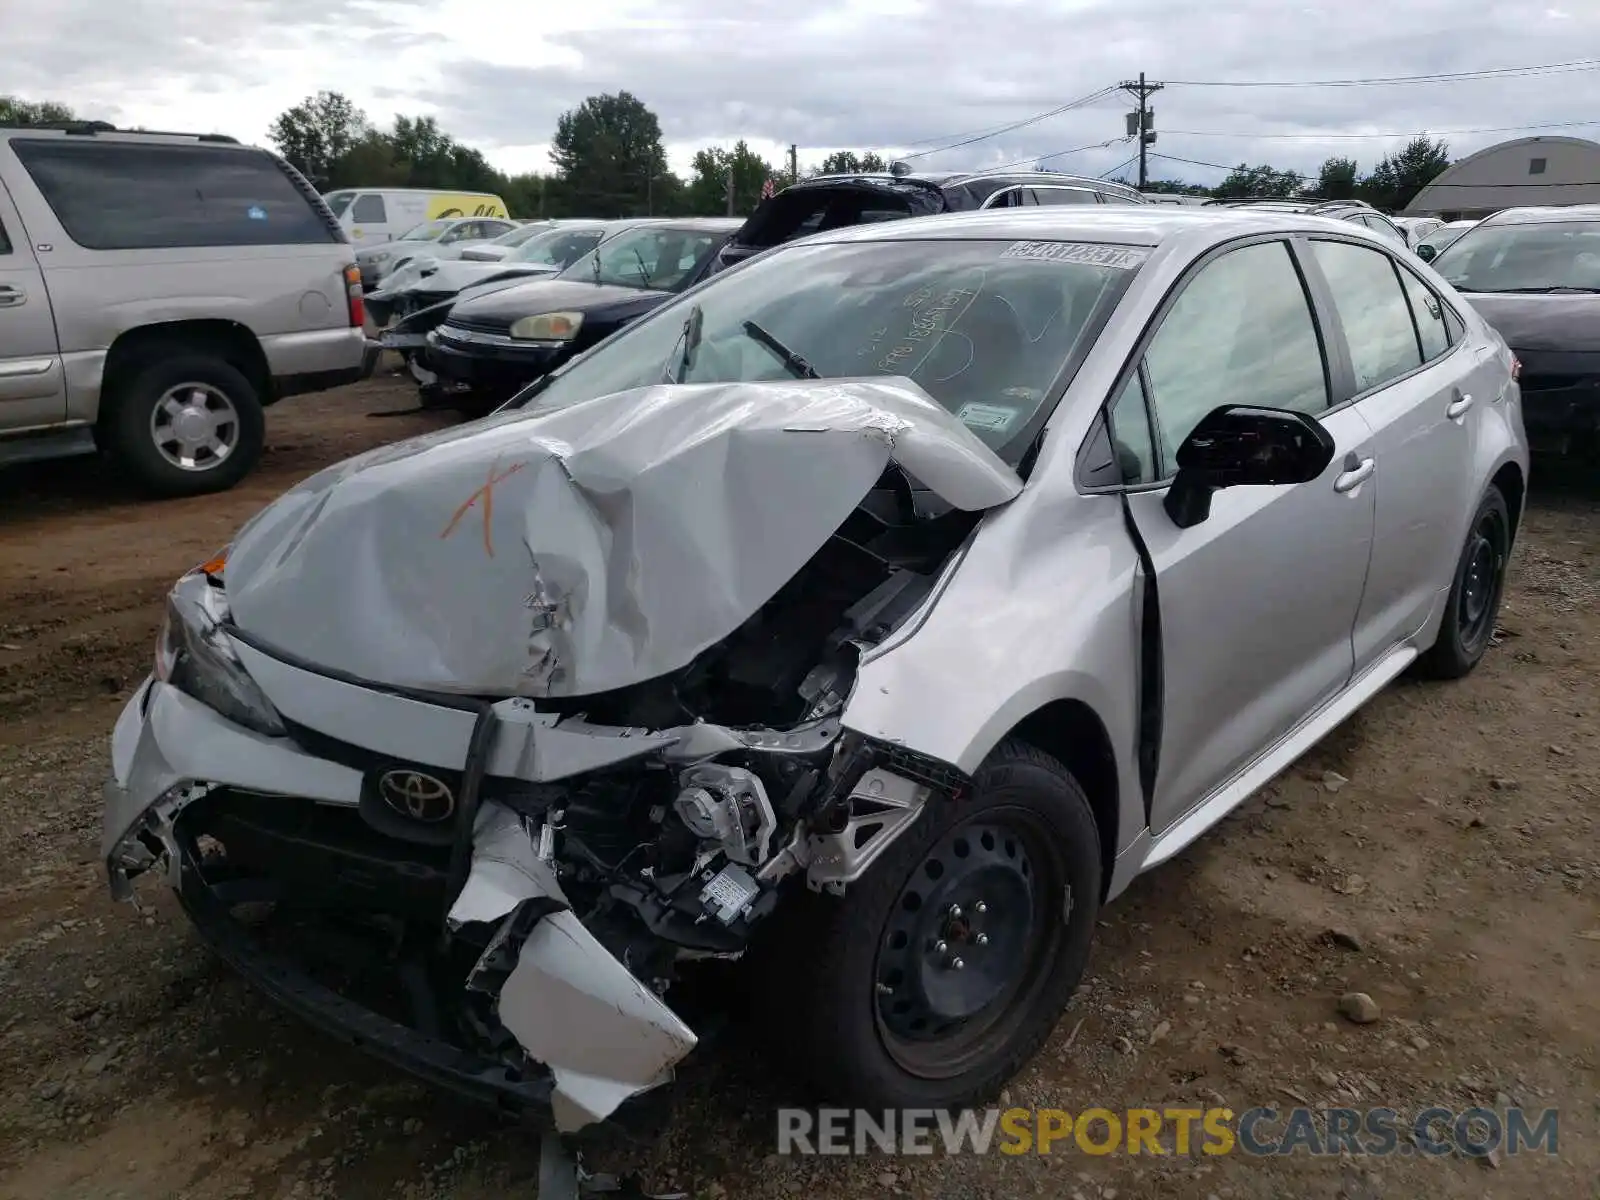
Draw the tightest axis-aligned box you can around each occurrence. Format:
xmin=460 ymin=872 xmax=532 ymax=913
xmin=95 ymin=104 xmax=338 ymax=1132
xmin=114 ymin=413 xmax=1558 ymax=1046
xmin=223 ymin=379 xmax=1021 ymax=699
xmin=499 ymin=908 xmax=699 ymax=1131
xmin=451 ymin=801 xmax=698 ymax=1130
xmin=447 ymin=801 xmax=569 ymax=925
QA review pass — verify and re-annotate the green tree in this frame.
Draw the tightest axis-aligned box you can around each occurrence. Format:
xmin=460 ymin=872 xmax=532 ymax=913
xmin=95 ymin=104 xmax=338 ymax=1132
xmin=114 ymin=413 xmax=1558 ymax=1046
xmin=1212 ymin=162 xmax=1303 ymax=199
xmin=328 ymin=131 xmax=408 ymax=190
xmin=817 ymin=150 xmax=888 ymax=175
xmin=1358 ymin=136 xmax=1451 ymax=211
xmin=1314 ymin=156 xmax=1359 ymax=200
xmin=685 ymin=141 xmax=775 ymax=215
xmin=550 ymin=91 xmax=671 ymax=217
xmin=1139 ymin=178 xmax=1210 ymax=196
xmin=267 ymin=91 xmax=371 ymax=185
xmin=0 ymin=96 xmax=80 ymax=127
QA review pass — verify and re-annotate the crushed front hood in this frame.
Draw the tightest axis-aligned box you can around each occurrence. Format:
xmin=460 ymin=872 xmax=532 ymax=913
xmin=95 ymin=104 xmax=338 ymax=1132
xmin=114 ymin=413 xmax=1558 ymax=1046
xmin=223 ymin=379 xmax=1021 ymax=698
xmin=405 ymin=260 xmax=559 ymax=297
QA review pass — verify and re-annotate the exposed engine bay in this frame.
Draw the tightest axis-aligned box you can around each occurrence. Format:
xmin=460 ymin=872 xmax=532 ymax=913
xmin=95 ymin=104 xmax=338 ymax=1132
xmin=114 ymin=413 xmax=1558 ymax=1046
xmin=514 ymin=475 xmax=977 ymax=948
xmin=125 ymin=477 xmax=975 ymax=1136
xmin=104 ymin=378 xmax=1021 ymax=1141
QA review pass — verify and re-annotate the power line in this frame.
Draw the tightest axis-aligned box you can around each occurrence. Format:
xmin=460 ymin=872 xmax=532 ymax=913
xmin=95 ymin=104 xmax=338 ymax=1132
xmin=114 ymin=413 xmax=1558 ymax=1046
xmin=1148 ymin=151 xmax=1264 ymax=173
xmin=1161 ymin=118 xmax=1600 ymax=140
xmin=982 ymin=136 xmax=1132 ymax=175
xmin=896 ymin=85 xmax=1121 ymax=162
xmin=1164 ymin=57 xmax=1600 ymax=88
xmin=1099 ymin=155 xmax=1139 ymax=181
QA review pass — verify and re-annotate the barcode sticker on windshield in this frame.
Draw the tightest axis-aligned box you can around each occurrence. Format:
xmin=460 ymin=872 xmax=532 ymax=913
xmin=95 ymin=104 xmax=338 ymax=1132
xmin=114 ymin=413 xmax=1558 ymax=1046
xmin=957 ymin=403 xmax=1020 ymax=433
xmin=1000 ymin=241 xmax=1149 ymax=270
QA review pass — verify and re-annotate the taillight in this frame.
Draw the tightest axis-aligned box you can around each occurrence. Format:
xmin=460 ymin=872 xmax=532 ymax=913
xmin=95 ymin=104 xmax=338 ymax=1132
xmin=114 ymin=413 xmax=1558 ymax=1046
xmin=1510 ymin=354 xmax=1521 ymax=381
xmin=344 ymin=264 xmax=365 ymax=328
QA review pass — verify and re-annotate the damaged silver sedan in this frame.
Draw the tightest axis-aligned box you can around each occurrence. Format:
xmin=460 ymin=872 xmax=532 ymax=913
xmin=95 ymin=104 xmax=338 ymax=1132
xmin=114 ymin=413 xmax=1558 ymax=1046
xmin=104 ymin=206 xmax=1527 ymax=1139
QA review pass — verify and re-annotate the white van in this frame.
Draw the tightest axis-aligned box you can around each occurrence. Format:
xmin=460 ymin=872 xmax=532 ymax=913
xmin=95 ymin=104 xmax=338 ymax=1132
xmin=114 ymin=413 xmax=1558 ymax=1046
xmin=321 ymin=188 xmax=510 ymax=245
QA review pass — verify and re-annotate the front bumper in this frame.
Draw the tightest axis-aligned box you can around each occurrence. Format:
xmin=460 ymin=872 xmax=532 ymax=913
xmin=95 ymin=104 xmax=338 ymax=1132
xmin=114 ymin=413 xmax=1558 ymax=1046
xmin=427 ymin=329 xmax=568 ymax=393
xmin=104 ymin=675 xmax=698 ymax=1132
xmin=1510 ymin=350 xmax=1600 ymax=438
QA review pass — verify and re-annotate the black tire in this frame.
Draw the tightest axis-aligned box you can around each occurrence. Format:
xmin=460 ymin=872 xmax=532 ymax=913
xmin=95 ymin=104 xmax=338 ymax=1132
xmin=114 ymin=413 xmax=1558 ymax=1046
xmin=765 ymin=738 xmax=1102 ymax=1109
xmin=105 ymin=354 xmax=265 ymax=498
xmin=1414 ymin=484 xmax=1512 ymax=680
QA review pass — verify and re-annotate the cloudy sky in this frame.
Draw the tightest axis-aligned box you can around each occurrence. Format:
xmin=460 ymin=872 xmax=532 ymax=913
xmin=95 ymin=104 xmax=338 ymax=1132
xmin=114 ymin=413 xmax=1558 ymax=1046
xmin=8 ymin=0 xmax=1597 ymax=186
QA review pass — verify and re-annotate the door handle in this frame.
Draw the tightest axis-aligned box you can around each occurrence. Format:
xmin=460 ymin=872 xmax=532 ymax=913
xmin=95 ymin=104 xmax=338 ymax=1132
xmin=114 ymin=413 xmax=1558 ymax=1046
xmin=0 ymin=284 xmax=25 ymax=308
xmin=1446 ymin=390 xmax=1474 ymax=420
xmin=1334 ymin=454 xmax=1375 ymax=493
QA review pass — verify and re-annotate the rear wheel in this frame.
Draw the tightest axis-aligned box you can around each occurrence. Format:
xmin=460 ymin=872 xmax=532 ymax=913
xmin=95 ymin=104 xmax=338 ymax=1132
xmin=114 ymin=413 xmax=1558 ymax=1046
xmin=104 ymin=354 xmax=264 ymax=497
xmin=768 ymin=739 xmax=1102 ymax=1109
xmin=1415 ymin=484 xmax=1511 ymax=679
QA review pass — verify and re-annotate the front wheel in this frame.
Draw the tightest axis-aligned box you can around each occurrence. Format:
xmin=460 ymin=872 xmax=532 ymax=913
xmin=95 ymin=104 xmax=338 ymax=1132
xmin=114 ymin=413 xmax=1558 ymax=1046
xmin=769 ymin=739 xmax=1102 ymax=1109
xmin=1415 ymin=484 xmax=1512 ymax=679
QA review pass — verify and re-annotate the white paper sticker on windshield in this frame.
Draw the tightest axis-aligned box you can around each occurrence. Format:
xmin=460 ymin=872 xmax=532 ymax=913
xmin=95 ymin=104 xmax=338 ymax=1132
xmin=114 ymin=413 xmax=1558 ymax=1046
xmin=1000 ymin=241 xmax=1150 ymax=270
xmin=957 ymin=403 xmax=1020 ymax=433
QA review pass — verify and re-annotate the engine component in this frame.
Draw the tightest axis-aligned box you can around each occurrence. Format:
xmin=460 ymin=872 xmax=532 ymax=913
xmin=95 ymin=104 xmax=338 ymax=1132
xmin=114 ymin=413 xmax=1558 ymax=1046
xmin=672 ymin=764 xmax=776 ymax=866
xmin=699 ymin=863 xmax=763 ymax=925
xmin=806 ymin=767 xmax=928 ymax=893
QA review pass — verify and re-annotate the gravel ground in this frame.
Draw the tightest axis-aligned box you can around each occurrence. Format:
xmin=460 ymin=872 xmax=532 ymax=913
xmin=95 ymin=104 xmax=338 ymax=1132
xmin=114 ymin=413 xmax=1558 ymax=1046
xmin=0 ymin=375 xmax=1596 ymax=1199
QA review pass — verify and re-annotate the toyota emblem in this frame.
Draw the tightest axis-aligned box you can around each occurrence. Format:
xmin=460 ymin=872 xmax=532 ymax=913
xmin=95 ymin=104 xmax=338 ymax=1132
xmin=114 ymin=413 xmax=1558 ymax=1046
xmin=377 ymin=770 xmax=456 ymax=823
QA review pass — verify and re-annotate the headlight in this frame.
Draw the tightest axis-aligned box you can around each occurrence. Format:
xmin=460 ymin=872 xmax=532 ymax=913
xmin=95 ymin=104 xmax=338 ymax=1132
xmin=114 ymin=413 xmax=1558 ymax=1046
xmin=510 ymin=312 xmax=583 ymax=341
xmin=153 ymin=565 xmax=285 ymax=737
xmin=372 ymin=250 xmax=392 ymax=262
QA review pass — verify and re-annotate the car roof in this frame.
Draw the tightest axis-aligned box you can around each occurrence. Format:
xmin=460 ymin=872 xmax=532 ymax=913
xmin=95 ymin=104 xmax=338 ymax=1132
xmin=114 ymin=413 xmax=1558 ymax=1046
xmin=621 ymin=217 xmax=742 ymax=231
xmin=789 ymin=168 xmax=1141 ymax=198
xmin=783 ymin=206 xmax=1402 ymax=250
xmin=1479 ymin=204 xmax=1600 ymax=226
xmin=328 ymin=186 xmax=502 ymax=196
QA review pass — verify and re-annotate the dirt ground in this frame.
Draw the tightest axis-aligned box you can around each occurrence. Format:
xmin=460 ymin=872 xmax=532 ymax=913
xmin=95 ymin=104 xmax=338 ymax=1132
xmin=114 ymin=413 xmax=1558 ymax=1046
xmin=0 ymin=373 xmax=1595 ymax=1200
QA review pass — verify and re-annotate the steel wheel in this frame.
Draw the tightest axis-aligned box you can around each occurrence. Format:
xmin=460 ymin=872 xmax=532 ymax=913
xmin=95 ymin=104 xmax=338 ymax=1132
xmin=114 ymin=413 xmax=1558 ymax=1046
xmin=149 ymin=382 xmax=241 ymax=472
xmin=1458 ymin=503 xmax=1508 ymax=654
xmin=872 ymin=808 xmax=1068 ymax=1081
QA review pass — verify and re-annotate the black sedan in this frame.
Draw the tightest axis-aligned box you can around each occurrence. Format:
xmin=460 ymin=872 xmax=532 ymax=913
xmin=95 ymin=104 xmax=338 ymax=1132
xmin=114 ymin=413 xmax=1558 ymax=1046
xmin=425 ymin=218 xmax=741 ymax=416
xmin=1432 ymin=204 xmax=1600 ymax=454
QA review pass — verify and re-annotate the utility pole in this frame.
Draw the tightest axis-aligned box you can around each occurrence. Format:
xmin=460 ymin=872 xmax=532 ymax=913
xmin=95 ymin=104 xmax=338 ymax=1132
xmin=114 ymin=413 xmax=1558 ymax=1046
xmin=788 ymin=143 xmax=799 ymax=183
xmin=1120 ymin=72 xmax=1162 ymax=189
xmin=726 ymin=166 xmax=736 ymax=216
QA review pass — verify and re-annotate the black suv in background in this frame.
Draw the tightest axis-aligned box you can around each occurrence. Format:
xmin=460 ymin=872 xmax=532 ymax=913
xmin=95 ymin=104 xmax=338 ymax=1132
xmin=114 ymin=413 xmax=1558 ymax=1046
xmin=713 ymin=168 xmax=1147 ymax=273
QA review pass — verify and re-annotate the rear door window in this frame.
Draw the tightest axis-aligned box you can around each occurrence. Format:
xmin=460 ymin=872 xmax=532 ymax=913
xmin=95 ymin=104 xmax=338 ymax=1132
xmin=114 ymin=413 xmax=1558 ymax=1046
xmin=11 ymin=139 xmax=336 ymax=249
xmin=351 ymin=193 xmax=387 ymax=224
xmin=1309 ymin=240 xmax=1423 ymax=393
xmin=1396 ymin=267 xmax=1454 ymax=361
xmin=1031 ymin=187 xmax=1099 ymax=205
xmin=0 ymin=217 xmax=11 ymax=255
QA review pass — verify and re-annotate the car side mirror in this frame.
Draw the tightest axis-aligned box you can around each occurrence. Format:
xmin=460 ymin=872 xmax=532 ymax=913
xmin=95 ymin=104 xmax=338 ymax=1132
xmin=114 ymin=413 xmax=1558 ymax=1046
xmin=1163 ymin=405 xmax=1337 ymax=529
xmin=1416 ymin=243 xmax=1436 ymax=262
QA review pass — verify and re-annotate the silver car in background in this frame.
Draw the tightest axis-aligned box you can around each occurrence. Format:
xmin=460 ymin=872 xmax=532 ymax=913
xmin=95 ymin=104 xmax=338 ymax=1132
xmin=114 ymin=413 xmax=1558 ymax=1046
xmin=102 ymin=206 xmax=1525 ymax=1136
xmin=354 ymin=216 xmax=519 ymax=289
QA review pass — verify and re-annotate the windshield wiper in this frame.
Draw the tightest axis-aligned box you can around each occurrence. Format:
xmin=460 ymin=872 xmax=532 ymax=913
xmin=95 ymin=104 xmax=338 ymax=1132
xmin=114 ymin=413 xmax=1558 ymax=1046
xmin=632 ymin=248 xmax=653 ymax=287
xmin=742 ymin=320 xmax=819 ymax=379
xmin=661 ymin=304 xmax=704 ymax=384
xmin=1495 ymin=285 xmax=1600 ymax=294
